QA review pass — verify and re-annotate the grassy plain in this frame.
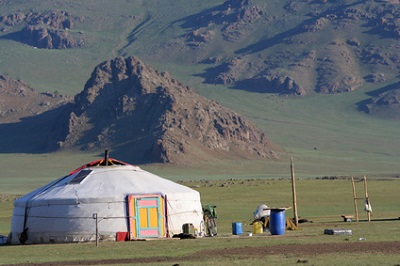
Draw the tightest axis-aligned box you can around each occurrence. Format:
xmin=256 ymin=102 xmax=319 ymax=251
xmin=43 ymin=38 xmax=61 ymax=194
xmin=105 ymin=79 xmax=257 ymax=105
xmin=0 ymin=179 xmax=399 ymax=265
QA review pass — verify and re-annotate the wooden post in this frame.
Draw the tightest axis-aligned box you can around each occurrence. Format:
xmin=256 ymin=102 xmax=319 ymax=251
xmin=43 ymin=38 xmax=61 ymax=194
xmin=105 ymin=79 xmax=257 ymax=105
xmin=93 ymin=213 xmax=99 ymax=247
xmin=290 ymin=157 xmax=299 ymax=226
xmin=364 ymin=176 xmax=371 ymax=221
xmin=104 ymin=150 xmax=109 ymax=166
xmin=351 ymin=177 xmax=359 ymax=222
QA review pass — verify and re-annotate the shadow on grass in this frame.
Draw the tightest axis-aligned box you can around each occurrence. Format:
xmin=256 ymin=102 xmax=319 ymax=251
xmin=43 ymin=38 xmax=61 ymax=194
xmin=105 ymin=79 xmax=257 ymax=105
xmin=0 ymin=105 xmax=71 ymax=153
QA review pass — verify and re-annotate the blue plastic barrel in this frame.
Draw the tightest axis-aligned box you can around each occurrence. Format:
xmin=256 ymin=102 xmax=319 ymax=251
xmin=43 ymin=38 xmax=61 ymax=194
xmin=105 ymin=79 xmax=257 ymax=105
xmin=270 ymin=209 xmax=285 ymax=235
xmin=232 ymin=222 xmax=243 ymax=235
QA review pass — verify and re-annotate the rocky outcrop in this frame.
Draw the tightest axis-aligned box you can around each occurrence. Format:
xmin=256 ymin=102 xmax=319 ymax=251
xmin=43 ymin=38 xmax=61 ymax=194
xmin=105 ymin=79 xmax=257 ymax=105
xmin=183 ymin=0 xmax=265 ymax=46
xmin=240 ymin=73 xmax=306 ymax=95
xmin=56 ymin=56 xmax=278 ymax=164
xmin=21 ymin=25 xmax=76 ymax=49
xmin=0 ymin=75 xmax=72 ymax=123
xmin=0 ymin=10 xmax=85 ymax=49
xmin=362 ymin=86 xmax=400 ymax=120
xmin=0 ymin=12 xmax=26 ymax=29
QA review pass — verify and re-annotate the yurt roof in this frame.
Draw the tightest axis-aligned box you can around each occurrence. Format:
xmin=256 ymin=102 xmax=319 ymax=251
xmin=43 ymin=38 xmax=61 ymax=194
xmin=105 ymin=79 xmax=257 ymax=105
xmin=14 ymin=158 xmax=199 ymax=207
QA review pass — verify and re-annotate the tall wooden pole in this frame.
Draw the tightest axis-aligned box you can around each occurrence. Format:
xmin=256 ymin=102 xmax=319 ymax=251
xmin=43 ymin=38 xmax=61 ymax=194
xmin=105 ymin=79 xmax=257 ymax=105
xmin=290 ymin=157 xmax=299 ymax=226
xmin=351 ymin=177 xmax=359 ymax=222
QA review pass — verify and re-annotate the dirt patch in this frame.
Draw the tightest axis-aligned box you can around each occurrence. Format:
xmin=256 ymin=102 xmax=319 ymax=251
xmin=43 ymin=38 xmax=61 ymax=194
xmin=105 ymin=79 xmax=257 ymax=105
xmin=198 ymin=241 xmax=400 ymax=257
xmin=7 ymin=241 xmax=400 ymax=265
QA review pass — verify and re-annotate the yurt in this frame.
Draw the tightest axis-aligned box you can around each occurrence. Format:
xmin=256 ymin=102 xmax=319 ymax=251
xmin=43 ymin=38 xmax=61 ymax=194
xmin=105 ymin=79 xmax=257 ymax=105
xmin=9 ymin=155 xmax=204 ymax=244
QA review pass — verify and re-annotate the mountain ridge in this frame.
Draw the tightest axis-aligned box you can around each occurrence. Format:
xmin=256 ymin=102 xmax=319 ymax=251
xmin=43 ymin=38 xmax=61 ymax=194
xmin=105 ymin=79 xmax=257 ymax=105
xmin=0 ymin=57 xmax=279 ymax=164
xmin=59 ymin=56 xmax=279 ymax=164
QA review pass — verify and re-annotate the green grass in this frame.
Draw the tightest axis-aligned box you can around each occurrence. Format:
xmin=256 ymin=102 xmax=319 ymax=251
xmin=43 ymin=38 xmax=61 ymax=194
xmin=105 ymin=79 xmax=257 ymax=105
xmin=0 ymin=179 xmax=399 ymax=265
xmin=0 ymin=40 xmax=94 ymax=94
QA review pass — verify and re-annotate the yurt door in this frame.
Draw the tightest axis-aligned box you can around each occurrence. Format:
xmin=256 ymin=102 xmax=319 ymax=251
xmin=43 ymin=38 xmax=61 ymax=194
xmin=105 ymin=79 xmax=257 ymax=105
xmin=128 ymin=194 xmax=165 ymax=238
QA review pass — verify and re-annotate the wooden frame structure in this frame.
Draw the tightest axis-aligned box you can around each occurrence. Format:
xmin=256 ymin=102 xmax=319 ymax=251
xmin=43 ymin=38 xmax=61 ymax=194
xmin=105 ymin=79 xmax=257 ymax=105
xmin=351 ymin=176 xmax=371 ymax=222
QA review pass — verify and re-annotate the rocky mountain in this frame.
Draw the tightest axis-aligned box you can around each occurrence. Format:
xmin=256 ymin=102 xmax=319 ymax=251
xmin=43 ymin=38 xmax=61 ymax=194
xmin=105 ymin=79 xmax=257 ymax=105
xmin=170 ymin=0 xmax=400 ymax=96
xmin=117 ymin=0 xmax=400 ymax=112
xmin=50 ymin=56 xmax=279 ymax=164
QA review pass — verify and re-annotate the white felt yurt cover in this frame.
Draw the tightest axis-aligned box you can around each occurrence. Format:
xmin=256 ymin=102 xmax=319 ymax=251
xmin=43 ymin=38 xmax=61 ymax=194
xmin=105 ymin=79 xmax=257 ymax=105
xmin=9 ymin=159 xmax=204 ymax=244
